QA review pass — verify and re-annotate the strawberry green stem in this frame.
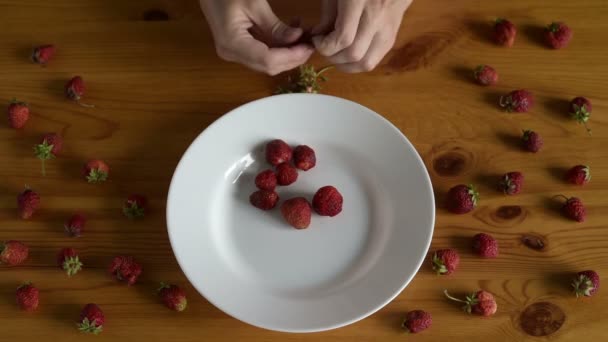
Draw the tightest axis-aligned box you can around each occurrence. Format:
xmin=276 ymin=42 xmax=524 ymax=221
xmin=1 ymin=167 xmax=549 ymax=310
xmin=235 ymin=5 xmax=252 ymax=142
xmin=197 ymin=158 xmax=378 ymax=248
xmin=553 ymin=194 xmax=570 ymax=201
xmin=443 ymin=289 xmax=467 ymax=303
xmin=77 ymin=101 xmax=95 ymax=108
xmin=41 ymin=159 xmax=46 ymax=176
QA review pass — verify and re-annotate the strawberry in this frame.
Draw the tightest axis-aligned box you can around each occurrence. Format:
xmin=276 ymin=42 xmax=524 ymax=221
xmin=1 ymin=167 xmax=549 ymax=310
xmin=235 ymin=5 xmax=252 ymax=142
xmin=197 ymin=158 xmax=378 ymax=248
xmin=108 ymin=255 xmax=142 ymax=285
xmin=569 ymin=97 xmax=592 ymax=134
xmin=444 ymin=290 xmax=497 ymax=316
xmin=276 ymin=162 xmax=298 ymax=185
xmin=473 ymin=65 xmax=498 ymax=86
xmin=499 ymin=171 xmax=524 ymax=195
xmin=312 ymin=185 xmax=343 ymax=217
xmin=34 ymin=133 xmax=63 ymax=176
xmin=31 ymin=44 xmax=56 ymax=65
xmin=17 ymin=188 xmax=40 ymax=219
xmin=556 ymin=195 xmax=586 ymax=222
xmin=0 ymin=240 xmax=29 ymax=266
xmin=499 ymin=89 xmax=534 ymax=113
xmin=254 ymin=169 xmax=277 ymax=190
xmin=446 ymin=184 xmax=478 ymax=214
xmin=83 ymin=159 xmax=109 ymax=183
xmin=123 ymin=194 xmax=148 ymax=219
xmin=65 ymin=213 xmax=86 ymax=237
xmin=57 ymin=248 xmax=83 ymax=276
xmin=265 ymin=139 xmax=292 ymax=166
xmin=493 ymin=18 xmax=516 ymax=47
xmin=281 ymin=197 xmax=312 ymax=229
xmin=78 ymin=303 xmax=104 ymax=334
xmin=7 ymin=99 xmax=30 ymax=129
xmin=522 ymin=130 xmax=543 ymax=153
xmin=432 ymin=249 xmax=460 ymax=275
xmin=572 ymin=270 xmax=600 ymax=297
xmin=545 ymin=22 xmax=572 ymax=49
xmin=16 ymin=283 xmax=39 ymax=311
xmin=65 ymin=76 xmax=94 ymax=107
xmin=565 ymin=165 xmax=590 ymax=185
xmin=472 ymin=233 xmax=499 ymax=258
xmin=402 ymin=310 xmax=432 ymax=334
xmin=293 ymin=145 xmax=316 ymax=171
xmin=250 ymin=190 xmax=279 ymax=210
xmin=158 ymin=282 xmax=188 ymax=311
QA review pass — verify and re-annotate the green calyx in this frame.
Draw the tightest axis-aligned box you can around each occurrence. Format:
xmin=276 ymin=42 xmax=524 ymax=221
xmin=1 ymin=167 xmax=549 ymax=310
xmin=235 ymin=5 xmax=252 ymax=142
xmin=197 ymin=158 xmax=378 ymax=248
xmin=63 ymin=256 xmax=83 ymax=277
xmin=34 ymin=141 xmax=55 ymax=160
xmin=494 ymin=18 xmax=505 ymax=25
xmin=522 ymin=129 xmax=532 ymax=141
xmin=444 ymin=290 xmax=477 ymax=314
xmin=275 ymin=65 xmax=333 ymax=94
xmin=86 ymin=169 xmax=108 ymax=183
xmin=547 ymin=22 xmax=560 ymax=32
xmin=572 ymin=274 xmax=595 ymax=297
xmin=18 ymin=281 xmax=33 ymax=290
xmin=78 ymin=318 xmax=103 ymax=335
xmin=570 ymin=104 xmax=592 ymax=135
xmin=157 ymin=282 xmax=170 ymax=292
xmin=123 ymin=202 xmax=145 ymax=219
xmin=467 ymin=184 xmax=480 ymax=207
xmin=10 ymin=98 xmax=28 ymax=106
xmin=432 ymin=253 xmax=448 ymax=275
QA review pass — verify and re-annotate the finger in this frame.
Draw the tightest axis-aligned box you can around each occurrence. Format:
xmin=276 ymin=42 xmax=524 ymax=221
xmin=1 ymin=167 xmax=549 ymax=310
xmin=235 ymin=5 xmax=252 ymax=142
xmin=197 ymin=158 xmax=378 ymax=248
xmin=247 ymin=1 xmax=303 ymax=46
xmin=313 ymin=0 xmax=364 ymax=56
xmin=231 ymin=36 xmax=314 ymax=75
xmin=311 ymin=0 xmax=338 ymax=35
xmin=335 ymin=32 xmax=395 ymax=73
xmin=327 ymin=10 xmax=376 ymax=64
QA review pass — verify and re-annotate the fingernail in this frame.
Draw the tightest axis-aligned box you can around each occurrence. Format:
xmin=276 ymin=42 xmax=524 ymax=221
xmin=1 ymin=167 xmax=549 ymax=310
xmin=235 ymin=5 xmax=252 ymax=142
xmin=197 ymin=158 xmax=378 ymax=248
xmin=284 ymin=26 xmax=301 ymax=37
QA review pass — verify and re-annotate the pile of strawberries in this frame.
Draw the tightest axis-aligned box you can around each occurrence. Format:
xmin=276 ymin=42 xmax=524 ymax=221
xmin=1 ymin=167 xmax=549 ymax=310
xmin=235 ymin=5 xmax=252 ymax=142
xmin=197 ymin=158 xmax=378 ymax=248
xmin=402 ymin=19 xmax=598 ymax=334
xmin=3 ymin=45 xmax=187 ymax=335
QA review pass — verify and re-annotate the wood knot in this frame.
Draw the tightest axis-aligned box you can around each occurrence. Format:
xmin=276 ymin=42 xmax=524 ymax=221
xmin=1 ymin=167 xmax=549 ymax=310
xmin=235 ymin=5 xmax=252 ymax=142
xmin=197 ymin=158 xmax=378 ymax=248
xmin=521 ymin=234 xmax=546 ymax=251
xmin=143 ymin=9 xmax=169 ymax=21
xmin=520 ymin=302 xmax=565 ymax=336
xmin=431 ymin=148 xmax=474 ymax=177
xmin=495 ymin=205 xmax=522 ymax=219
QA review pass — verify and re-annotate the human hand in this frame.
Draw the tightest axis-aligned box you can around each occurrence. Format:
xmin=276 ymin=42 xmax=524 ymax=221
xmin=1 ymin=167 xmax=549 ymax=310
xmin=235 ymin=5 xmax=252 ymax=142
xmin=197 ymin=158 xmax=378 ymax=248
xmin=312 ymin=0 xmax=413 ymax=73
xmin=199 ymin=0 xmax=314 ymax=75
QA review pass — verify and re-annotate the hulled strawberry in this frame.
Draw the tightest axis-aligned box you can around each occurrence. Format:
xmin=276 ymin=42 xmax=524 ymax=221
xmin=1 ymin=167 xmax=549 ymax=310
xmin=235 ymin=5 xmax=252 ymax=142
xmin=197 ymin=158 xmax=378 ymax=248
xmin=265 ymin=139 xmax=292 ymax=166
xmin=57 ymin=248 xmax=83 ymax=276
xmin=123 ymin=194 xmax=148 ymax=219
xmin=402 ymin=310 xmax=432 ymax=334
xmin=78 ymin=303 xmax=104 ymax=334
xmin=572 ymin=270 xmax=600 ymax=297
xmin=473 ymin=65 xmax=498 ymax=86
xmin=493 ymin=18 xmax=516 ymax=47
xmin=108 ymin=255 xmax=142 ymax=285
xmin=32 ymin=44 xmax=56 ymax=65
xmin=16 ymin=283 xmax=39 ymax=311
xmin=18 ymin=188 xmax=40 ymax=220
xmin=7 ymin=99 xmax=30 ymax=129
xmin=432 ymin=249 xmax=460 ymax=275
xmin=444 ymin=290 xmax=497 ymax=316
xmin=472 ymin=233 xmax=499 ymax=258
xmin=34 ymin=133 xmax=63 ymax=176
xmin=158 ymin=282 xmax=188 ymax=312
xmin=556 ymin=195 xmax=586 ymax=222
xmin=446 ymin=184 xmax=479 ymax=214
xmin=0 ymin=240 xmax=29 ymax=266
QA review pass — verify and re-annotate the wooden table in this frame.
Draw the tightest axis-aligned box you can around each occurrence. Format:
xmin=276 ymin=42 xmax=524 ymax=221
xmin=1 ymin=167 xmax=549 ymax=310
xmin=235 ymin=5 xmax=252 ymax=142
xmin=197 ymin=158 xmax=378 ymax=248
xmin=1 ymin=0 xmax=606 ymax=340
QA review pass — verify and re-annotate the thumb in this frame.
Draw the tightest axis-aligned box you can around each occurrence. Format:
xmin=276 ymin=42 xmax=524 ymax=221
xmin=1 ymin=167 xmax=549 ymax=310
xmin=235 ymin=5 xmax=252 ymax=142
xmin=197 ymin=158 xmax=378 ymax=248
xmin=271 ymin=21 xmax=303 ymax=46
xmin=248 ymin=1 xmax=302 ymax=46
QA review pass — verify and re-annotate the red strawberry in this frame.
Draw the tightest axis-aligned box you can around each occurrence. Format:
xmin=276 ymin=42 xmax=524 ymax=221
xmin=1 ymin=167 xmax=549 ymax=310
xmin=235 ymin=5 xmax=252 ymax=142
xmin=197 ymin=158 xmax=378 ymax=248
xmin=16 ymin=283 xmax=39 ymax=311
xmin=17 ymin=188 xmax=40 ymax=220
xmin=31 ymin=44 xmax=56 ymax=65
xmin=78 ymin=303 xmax=104 ymax=334
xmin=565 ymin=165 xmax=590 ymax=185
xmin=254 ymin=169 xmax=277 ymax=190
xmin=493 ymin=18 xmax=516 ymax=47
xmin=499 ymin=89 xmax=534 ymax=112
xmin=545 ymin=22 xmax=572 ymax=49
xmin=158 ymin=282 xmax=188 ymax=312
xmin=34 ymin=133 xmax=63 ymax=176
xmin=472 ymin=233 xmax=499 ymax=258
xmin=444 ymin=290 xmax=497 ymax=316
xmin=280 ymin=197 xmax=312 ymax=229
xmin=557 ymin=195 xmax=586 ymax=222
xmin=57 ymin=248 xmax=83 ymax=276
xmin=7 ymin=99 xmax=30 ymax=129
xmin=65 ymin=213 xmax=86 ymax=237
xmin=249 ymin=190 xmax=279 ymax=210
xmin=499 ymin=171 xmax=524 ymax=195
xmin=0 ymin=240 xmax=29 ymax=266
xmin=522 ymin=130 xmax=543 ymax=153
xmin=473 ymin=65 xmax=498 ymax=86
xmin=293 ymin=145 xmax=316 ymax=171
xmin=83 ymin=159 xmax=109 ymax=183
xmin=446 ymin=184 xmax=478 ymax=214
xmin=265 ymin=139 xmax=292 ymax=166
xmin=276 ymin=162 xmax=298 ymax=185
xmin=312 ymin=185 xmax=343 ymax=217
xmin=65 ymin=76 xmax=94 ymax=107
xmin=123 ymin=194 xmax=148 ymax=219
xmin=572 ymin=270 xmax=600 ymax=297
xmin=402 ymin=310 xmax=432 ymax=334
xmin=569 ymin=97 xmax=592 ymax=134
xmin=432 ymin=249 xmax=460 ymax=275
xmin=108 ymin=255 xmax=142 ymax=285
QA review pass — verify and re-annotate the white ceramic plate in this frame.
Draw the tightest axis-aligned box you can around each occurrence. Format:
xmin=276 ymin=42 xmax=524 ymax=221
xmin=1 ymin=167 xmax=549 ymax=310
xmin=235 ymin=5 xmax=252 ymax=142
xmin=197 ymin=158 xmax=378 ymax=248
xmin=167 ymin=94 xmax=435 ymax=333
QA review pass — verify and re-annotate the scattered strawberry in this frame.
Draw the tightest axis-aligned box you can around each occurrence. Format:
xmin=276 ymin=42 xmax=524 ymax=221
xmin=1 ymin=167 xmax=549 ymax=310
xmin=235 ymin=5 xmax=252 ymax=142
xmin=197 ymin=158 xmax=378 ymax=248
xmin=569 ymin=97 xmax=592 ymax=134
xmin=473 ymin=65 xmax=498 ymax=86
xmin=254 ymin=169 xmax=277 ymax=190
xmin=472 ymin=233 xmax=499 ymax=258
xmin=16 ymin=283 xmax=39 ymax=311
xmin=446 ymin=184 xmax=478 ymax=214
xmin=108 ymin=255 xmax=142 ymax=285
xmin=522 ymin=130 xmax=543 ymax=153
xmin=34 ymin=133 xmax=63 ymax=176
xmin=556 ymin=195 xmax=586 ymax=222
xmin=123 ymin=194 xmax=148 ymax=219
xmin=572 ymin=270 xmax=600 ymax=297
xmin=432 ymin=249 xmax=460 ymax=275
xmin=31 ymin=44 xmax=56 ymax=65
xmin=293 ymin=145 xmax=316 ymax=171
xmin=78 ymin=303 xmax=104 ymax=334
xmin=565 ymin=165 xmax=590 ymax=185
xmin=65 ymin=76 xmax=94 ymax=107
xmin=493 ymin=18 xmax=516 ymax=47
xmin=544 ymin=22 xmax=572 ymax=49
xmin=65 ymin=213 xmax=86 ymax=237
xmin=312 ymin=185 xmax=343 ymax=217
xmin=265 ymin=139 xmax=292 ymax=166
xmin=83 ymin=159 xmax=109 ymax=183
xmin=158 ymin=282 xmax=188 ymax=311
xmin=276 ymin=162 xmax=298 ymax=185
xmin=402 ymin=310 xmax=432 ymax=334
xmin=281 ymin=197 xmax=312 ymax=229
xmin=0 ymin=240 xmax=29 ymax=266
xmin=444 ymin=290 xmax=497 ymax=316
xmin=249 ymin=190 xmax=279 ymax=210
xmin=499 ymin=171 xmax=524 ymax=195
xmin=57 ymin=248 xmax=83 ymax=276
xmin=7 ymin=99 xmax=30 ymax=129
xmin=499 ymin=89 xmax=534 ymax=112
xmin=18 ymin=188 xmax=40 ymax=220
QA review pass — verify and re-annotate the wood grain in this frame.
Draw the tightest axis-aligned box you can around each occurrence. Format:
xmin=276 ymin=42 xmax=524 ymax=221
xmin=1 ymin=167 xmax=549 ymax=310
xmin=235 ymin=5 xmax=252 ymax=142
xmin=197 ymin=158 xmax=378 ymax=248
xmin=0 ymin=0 xmax=607 ymax=341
